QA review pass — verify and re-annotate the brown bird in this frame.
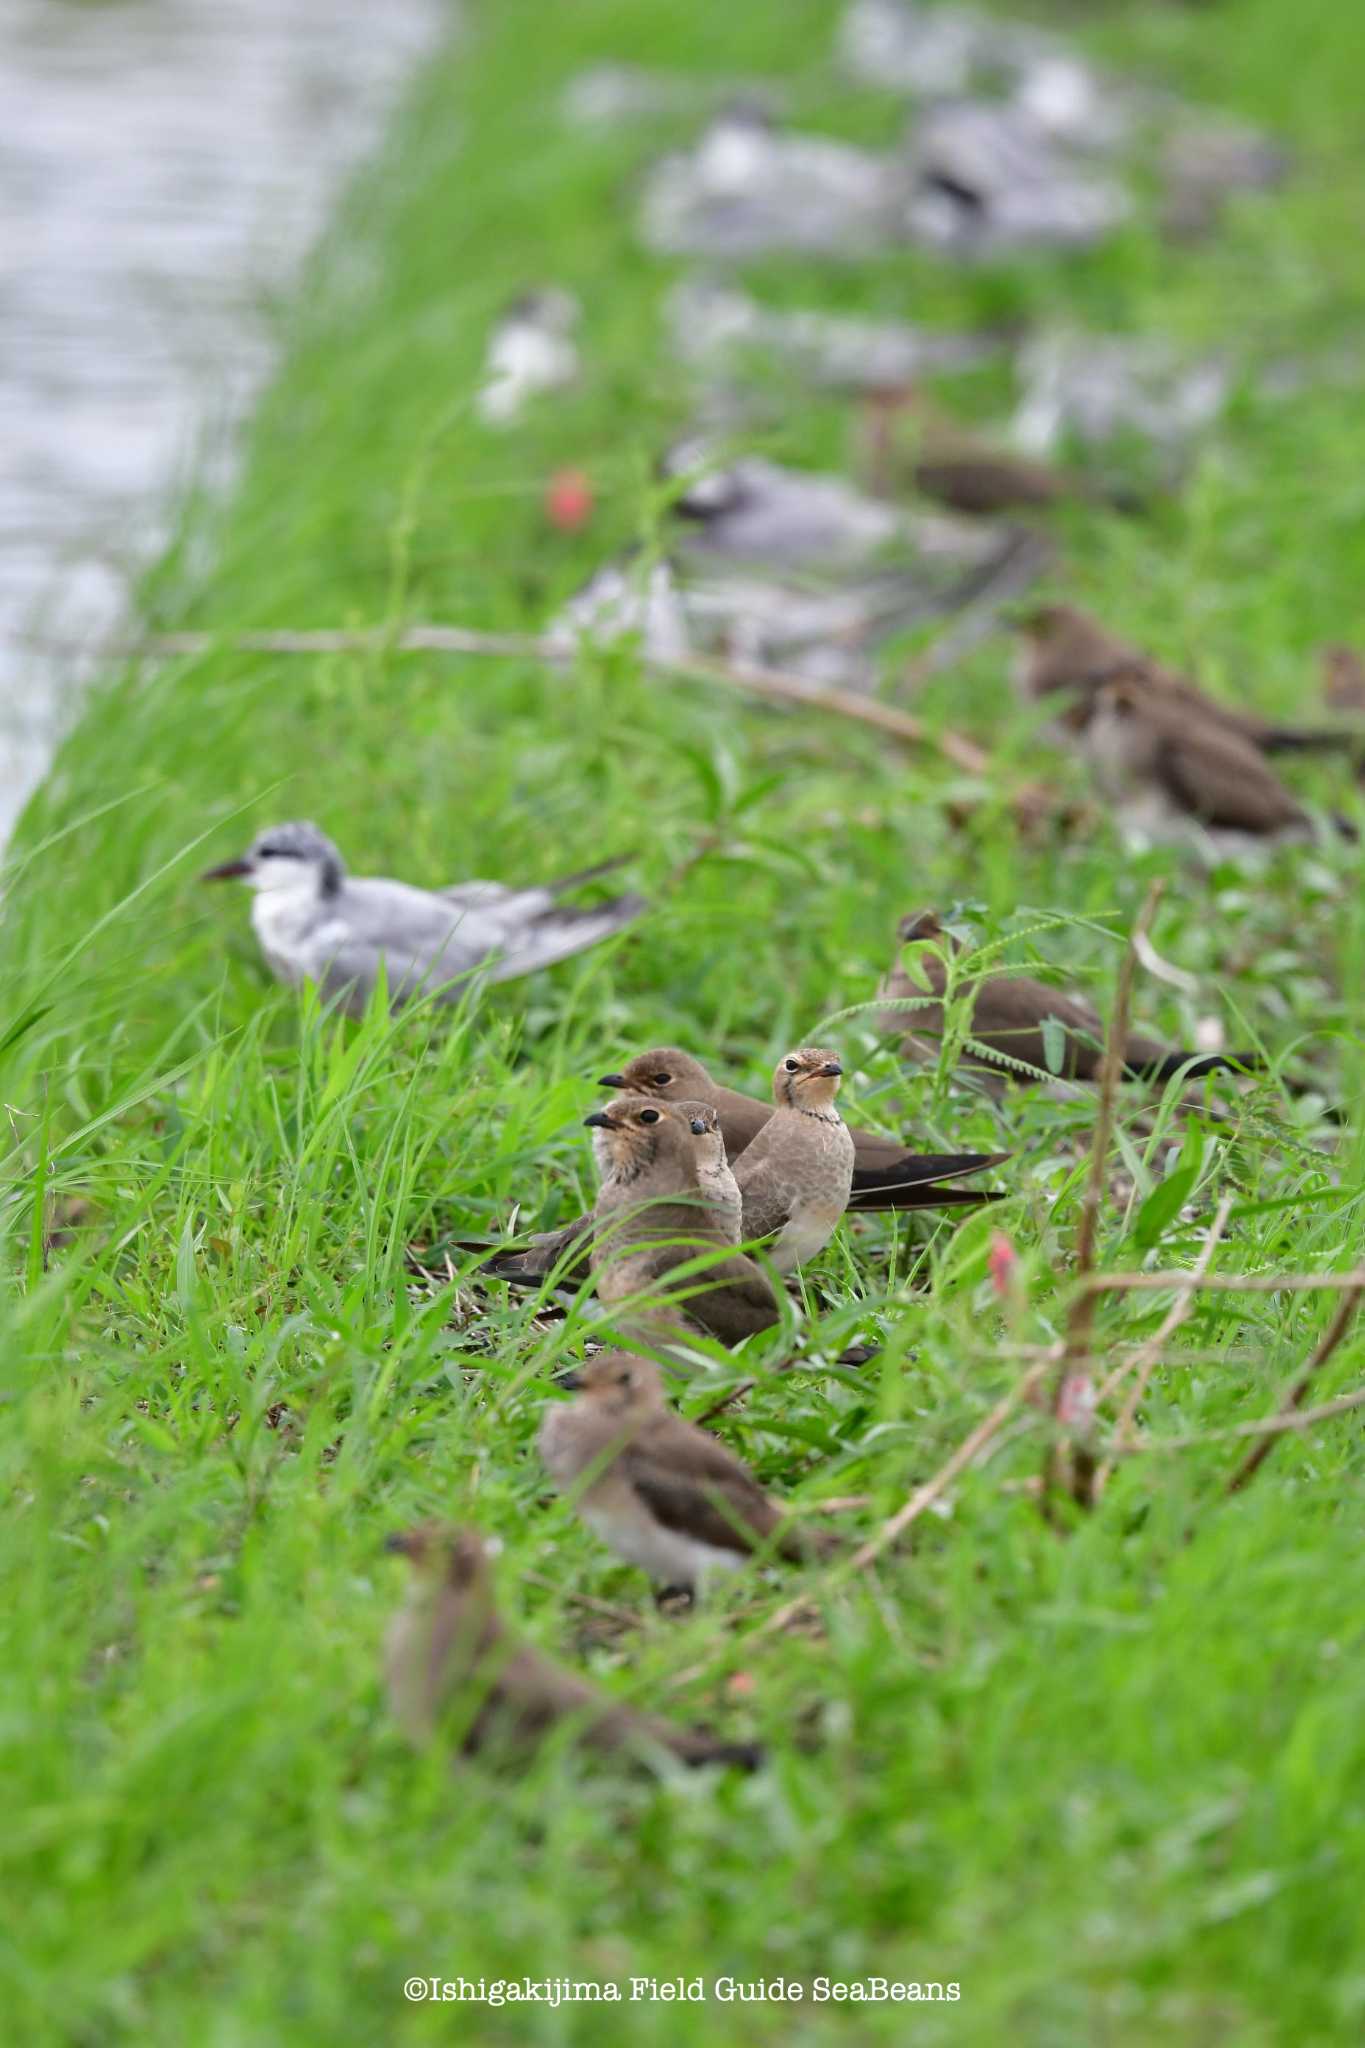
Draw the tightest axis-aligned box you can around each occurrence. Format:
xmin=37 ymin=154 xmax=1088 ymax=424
xmin=1077 ymin=676 xmax=1333 ymax=847
xmin=539 ymin=1350 xmax=835 ymax=1597
xmin=678 ymin=1098 xmax=744 ymax=1241
xmin=384 ymin=1524 xmax=761 ymax=1769
xmin=861 ymin=391 xmax=1133 ymax=517
xmin=881 ymin=910 xmax=1264 ymax=1086
xmin=586 ymin=1094 xmax=780 ymax=1344
xmin=1014 ymin=603 xmax=1355 ymax=757
xmin=731 ymin=1048 xmax=855 ymax=1272
xmin=470 ymin=1103 xmax=736 ymax=1295
xmin=911 ymin=434 xmax=1130 ymax=520
xmin=599 ymin=1047 xmax=1005 ymax=1207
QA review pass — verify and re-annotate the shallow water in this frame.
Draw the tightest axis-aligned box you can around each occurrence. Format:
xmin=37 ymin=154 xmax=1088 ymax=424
xmin=0 ymin=0 xmax=447 ymax=839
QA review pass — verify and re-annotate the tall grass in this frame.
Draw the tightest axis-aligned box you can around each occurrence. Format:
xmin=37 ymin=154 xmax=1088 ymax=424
xmin=2 ymin=1 xmax=1363 ymax=2041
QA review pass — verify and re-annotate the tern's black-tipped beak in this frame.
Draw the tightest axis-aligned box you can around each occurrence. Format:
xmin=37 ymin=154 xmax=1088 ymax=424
xmin=200 ymin=858 xmax=252 ymax=882
xmin=820 ymin=1061 xmax=843 ymax=1078
xmin=555 ymin=1369 xmax=584 ymax=1391
xmin=597 ymin=1072 xmax=626 ymax=1088
xmin=583 ymin=1110 xmax=619 ymax=1131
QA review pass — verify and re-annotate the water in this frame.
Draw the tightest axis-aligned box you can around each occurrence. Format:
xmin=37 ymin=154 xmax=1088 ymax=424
xmin=0 ymin=0 xmax=448 ymax=838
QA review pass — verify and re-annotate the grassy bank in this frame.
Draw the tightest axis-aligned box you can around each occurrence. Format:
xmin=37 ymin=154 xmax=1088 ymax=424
xmin=4 ymin=0 xmax=1365 ymax=2041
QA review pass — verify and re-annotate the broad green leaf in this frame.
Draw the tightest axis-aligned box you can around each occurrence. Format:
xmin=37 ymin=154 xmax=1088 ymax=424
xmin=1041 ymin=1015 xmax=1068 ymax=1075
xmin=1132 ymin=1165 xmax=1199 ymax=1248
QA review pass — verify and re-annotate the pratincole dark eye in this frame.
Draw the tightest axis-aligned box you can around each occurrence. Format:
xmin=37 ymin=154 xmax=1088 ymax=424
xmin=784 ymin=1059 xmax=799 ymax=1072
xmin=640 ymin=1108 xmax=661 ymax=1124
xmin=652 ymin=1072 xmax=672 ymax=1086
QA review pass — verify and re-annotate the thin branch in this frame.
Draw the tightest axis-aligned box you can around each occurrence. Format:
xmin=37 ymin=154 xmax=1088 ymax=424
xmin=1047 ymin=879 xmax=1165 ymax=1513
xmin=742 ymin=1359 xmax=1052 ymax=1642
xmin=1226 ymin=1282 xmax=1365 ymax=1492
xmin=690 ymin=1344 xmax=867 ymax=1427
xmin=521 ymin=1569 xmax=641 ymax=1631
xmin=1121 ymin=1384 xmax=1365 ymax=1454
xmin=1093 ymin=1194 xmax=1234 ymax=1495
xmin=1079 ymin=1269 xmax=1365 ymax=1298
xmin=692 ymin=1380 xmax=759 ymax=1427
xmin=992 ymin=1342 xmax=1257 ymax=1371
xmin=129 ymin=621 xmax=992 ymax=777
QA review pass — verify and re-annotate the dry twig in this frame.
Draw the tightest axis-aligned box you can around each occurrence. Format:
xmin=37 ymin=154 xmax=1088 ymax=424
xmin=1078 ymin=1269 xmax=1365 ymax=1298
xmin=1092 ymin=1193 xmax=1234 ymax=1495
xmin=133 ymin=621 xmax=992 ymax=776
xmin=1226 ymin=1281 xmax=1365 ymax=1492
xmin=521 ymin=1569 xmax=641 ymax=1631
xmin=1121 ymin=1384 xmax=1365 ymax=1455
xmin=741 ymin=1359 xmax=1052 ymax=1644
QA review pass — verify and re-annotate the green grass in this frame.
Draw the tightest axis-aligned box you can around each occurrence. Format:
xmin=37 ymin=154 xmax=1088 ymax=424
xmin=4 ymin=0 xmax=1365 ymax=2040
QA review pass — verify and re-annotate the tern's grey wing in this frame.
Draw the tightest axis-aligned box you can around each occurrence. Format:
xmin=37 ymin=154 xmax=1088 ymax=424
xmin=439 ymin=880 xmax=556 ymax=919
xmin=318 ymin=876 xmax=644 ymax=1002
xmin=310 ymin=879 xmax=500 ymax=1012
xmin=440 ymin=858 xmax=629 ymax=917
xmin=307 ymin=931 xmax=479 ymax=1015
xmin=477 ymin=893 xmax=647 ymax=984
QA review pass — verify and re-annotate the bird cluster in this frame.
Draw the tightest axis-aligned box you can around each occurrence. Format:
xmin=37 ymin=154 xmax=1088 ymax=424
xmin=201 ymin=685 xmax=1350 ymax=1774
xmin=194 ymin=4 xmax=1362 ymax=1780
xmin=387 ymin=1044 xmax=1010 ymax=1775
xmin=1015 ymin=604 xmax=1361 ymax=852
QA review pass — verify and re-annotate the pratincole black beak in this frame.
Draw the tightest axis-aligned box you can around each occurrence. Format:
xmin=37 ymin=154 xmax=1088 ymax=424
xmin=820 ymin=1061 xmax=843 ymax=1078
xmin=555 ymin=1368 xmax=584 ymax=1391
xmin=583 ymin=1110 xmax=619 ymax=1130
xmin=597 ymin=1072 xmax=626 ymax=1088
xmin=200 ymin=858 xmax=252 ymax=882
xmin=383 ymin=1531 xmax=414 ymax=1557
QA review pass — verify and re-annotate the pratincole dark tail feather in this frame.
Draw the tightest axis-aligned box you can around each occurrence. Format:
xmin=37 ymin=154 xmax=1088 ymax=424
xmin=1131 ymin=1048 xmax=1267 ymax=1086
xmin=688 ymin=1740 xmax=765 ymax=1772
xmin=546 ymin=852 xmax=636 ymax=895
xmin=851 ymin=1148 xmax=1009 ymax=1192
xmin=849 ymin=1181 xmax=1006 ymax=1213
xmin=849 ymin=1150 xmax=1009 ymax=1213
xmin=1260 ymin=728 xmax=1365 ymax=759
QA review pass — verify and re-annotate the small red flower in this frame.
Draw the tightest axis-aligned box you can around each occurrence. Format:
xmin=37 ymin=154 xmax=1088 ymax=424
xmin=545 ymin=468 xmax=594 ymax=532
